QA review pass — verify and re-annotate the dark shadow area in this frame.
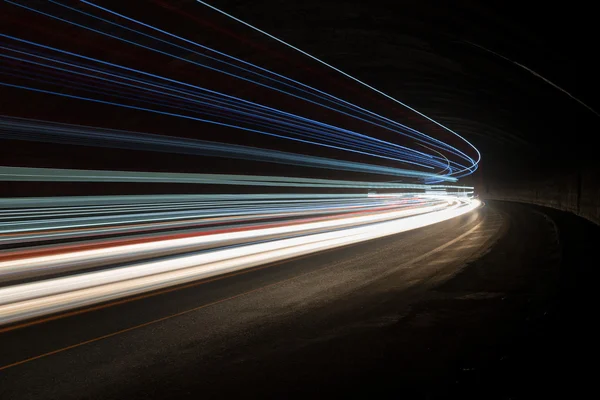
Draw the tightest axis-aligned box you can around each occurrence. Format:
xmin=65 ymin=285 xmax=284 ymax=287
xmin=447 ymin=201 xmax=598 ymax=399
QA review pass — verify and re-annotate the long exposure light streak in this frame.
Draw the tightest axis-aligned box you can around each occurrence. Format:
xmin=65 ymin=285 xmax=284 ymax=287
xmin=1 ymin=5 xmax=442 ymax=167
xmin=0 ymin=196 xmax=481 ymax=325
xmin=0 ymin=61 xmax=435 ymax=169
xmin=196 ymin=0 xmax=481 ymax=175
xmin=0 ymin=1 xmax=484 ymax=328
xmin=1 ymin=0 xmax=480 ymax=178
xmin=3 ymin=80 xmax=450 ymax=176
xmin=0 ymin=58 xmax=448 ymax=172
xmin=0 ymin=36 xmax=453 ymax=171
xmin=0 ymin=166 xmax=473 ymax=189
xmin=0 ymin=116 xmax=452 ymax=179
xmin=78 ymin=0 xmax=476 ymax=170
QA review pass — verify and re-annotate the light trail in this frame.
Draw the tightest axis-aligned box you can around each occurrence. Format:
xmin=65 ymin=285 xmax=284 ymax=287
xmin=0 ymin=166 xmax=469 ymax=188
xmin=0 ymin=201 xmax=446 ymax=281
xmin=77 ymin=0 xmax=477 ymax=170
xmin=196 ymin=0 xmax=481 ymax=175
xmin=0 ymin=42 xmax=451 ymax=171
xmin=0 ymin=194 xmax=480 ymax=325
xmin=0 ymin=193 xmax=466 ymax=247
xmin=0 ymin=1 xmax=483 ymax=328
xmin=0 ymin=116 xmax=451 ymax=179
xmin=1 ymin=0 xmax=480 ymax=179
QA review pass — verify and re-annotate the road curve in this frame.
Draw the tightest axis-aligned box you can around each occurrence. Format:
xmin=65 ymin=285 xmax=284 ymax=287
xmin=0 ymin=202 xmax=563 ymax=400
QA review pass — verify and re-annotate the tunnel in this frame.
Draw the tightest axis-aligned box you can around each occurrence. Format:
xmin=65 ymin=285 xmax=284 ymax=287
xmin=0 ymin=1 xmax=598 ymax=399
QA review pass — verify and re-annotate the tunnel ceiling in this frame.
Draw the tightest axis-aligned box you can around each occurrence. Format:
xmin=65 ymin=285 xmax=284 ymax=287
xmin=211 ymin=0 xmax=599 ymax=180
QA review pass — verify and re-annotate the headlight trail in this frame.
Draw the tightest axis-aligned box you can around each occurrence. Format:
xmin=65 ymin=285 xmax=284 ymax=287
xmin=0 ymin=166 xmax=472 ymax=189
xmin=0 ymin=193 xmax=464 ymax=246
xmin=0 ymin=1 xmax=482 ymax=327
xmin=0 ymin=194 xmax=481 ymax=325
xmin=0 ymin=199 xmax=449 ymax=280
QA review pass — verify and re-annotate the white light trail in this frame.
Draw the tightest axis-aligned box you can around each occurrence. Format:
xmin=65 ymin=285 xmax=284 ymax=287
xmin=0 ymin=197 xmax=480 ymax=325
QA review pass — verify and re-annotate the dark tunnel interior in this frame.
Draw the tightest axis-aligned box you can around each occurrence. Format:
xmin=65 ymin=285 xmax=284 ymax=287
xmin=0 ymin=1 xmax=598 ymax=399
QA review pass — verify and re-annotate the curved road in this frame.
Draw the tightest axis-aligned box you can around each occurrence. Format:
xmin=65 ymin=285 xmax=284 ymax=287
xmin=0 ymin=202 xmax=566 ymax=399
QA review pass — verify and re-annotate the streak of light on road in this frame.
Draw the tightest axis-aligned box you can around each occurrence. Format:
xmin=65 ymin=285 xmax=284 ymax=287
xmin=0 ymin=194 xmax=480 ymax=326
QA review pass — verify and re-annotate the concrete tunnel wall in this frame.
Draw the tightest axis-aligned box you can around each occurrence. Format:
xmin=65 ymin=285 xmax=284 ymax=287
xmin=480 ymin=167 xmax=600 ymax=226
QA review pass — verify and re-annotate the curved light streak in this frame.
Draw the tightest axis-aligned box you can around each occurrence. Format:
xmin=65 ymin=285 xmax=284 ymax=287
xmin=0 ymin=196 xmax=480 ymax=325
xmin=1 ymin=0 xmax=480 ymax=179
xmin=196 ymin=0 xmax=481 ymax=174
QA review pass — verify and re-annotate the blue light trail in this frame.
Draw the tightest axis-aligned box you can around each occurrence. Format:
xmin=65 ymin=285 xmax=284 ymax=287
xmin=1 ymin=0 xmax=479 ymax=180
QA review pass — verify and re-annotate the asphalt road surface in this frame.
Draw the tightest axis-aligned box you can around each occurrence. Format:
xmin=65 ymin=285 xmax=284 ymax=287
xmin=2 ymin=201 xmax=590 ymax=399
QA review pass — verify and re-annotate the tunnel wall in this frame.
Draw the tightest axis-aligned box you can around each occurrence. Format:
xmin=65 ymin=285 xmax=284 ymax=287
xmin=481 ymin=167 xmax=600 ymax=226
